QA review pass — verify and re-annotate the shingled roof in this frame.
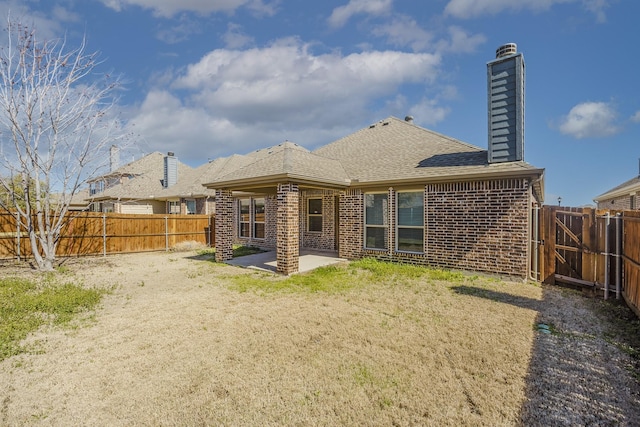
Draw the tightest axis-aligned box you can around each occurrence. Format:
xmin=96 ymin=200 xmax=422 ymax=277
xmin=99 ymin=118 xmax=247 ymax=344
xmin=594 ymin=175 xmax=640 ymax=203
xmin=203 ymin=116 xmax=544 ymax=199
xmin=90 ymin=152 xmax=193 ymax=201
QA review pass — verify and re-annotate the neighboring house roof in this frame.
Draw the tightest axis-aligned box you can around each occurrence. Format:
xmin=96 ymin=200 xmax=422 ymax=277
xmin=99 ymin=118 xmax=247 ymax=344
xmin=68 ymin=188 xmax=91 ymax=211
xmin=155 ymin=161 xmax=218 ymax=200
xmin=89 ymin=152 xmax=193 ymax=202
xmin=593 ymin=176 xmax=640 ymax=203
xmin=203 ymin=116 xmax=544 ymax=200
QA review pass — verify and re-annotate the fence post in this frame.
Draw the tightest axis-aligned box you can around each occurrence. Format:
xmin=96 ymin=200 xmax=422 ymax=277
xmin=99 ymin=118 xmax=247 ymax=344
xmin=102 ymin=213 xmax=107 ymax=257
xmin=16 ymin=218 xmax=21 ymax=261
xmin=165 ymin=216 xmax=169 ymax=251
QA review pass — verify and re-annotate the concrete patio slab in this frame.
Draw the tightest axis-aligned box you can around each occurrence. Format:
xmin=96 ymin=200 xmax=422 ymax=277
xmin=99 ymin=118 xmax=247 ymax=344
xmin=226 ymin=250 xmax=347 ymax=274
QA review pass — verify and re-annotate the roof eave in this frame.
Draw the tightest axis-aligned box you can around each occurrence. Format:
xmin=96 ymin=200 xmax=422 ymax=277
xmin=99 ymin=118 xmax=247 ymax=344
xmin=203 ymin=173 xmax=351 ymax=190
xmin=351 ymin=167 xmax=545 ymax=189
xmin=593 ymin=183 xmax=640 ymax=203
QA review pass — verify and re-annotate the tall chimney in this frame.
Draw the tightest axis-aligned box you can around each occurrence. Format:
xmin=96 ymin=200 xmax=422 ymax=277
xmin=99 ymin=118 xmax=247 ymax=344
xmin=110 ymin=145 xmax=120 ymax=172
xmin=164 ymin=152 xmax=178 ymax=188
xmin=487 ymin=43 xmax=525 ymax=163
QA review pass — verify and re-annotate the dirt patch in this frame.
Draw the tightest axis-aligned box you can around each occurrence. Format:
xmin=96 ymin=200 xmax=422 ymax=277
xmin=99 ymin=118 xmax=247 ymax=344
xmin=1 ymin=251 xmax=639 ymax=426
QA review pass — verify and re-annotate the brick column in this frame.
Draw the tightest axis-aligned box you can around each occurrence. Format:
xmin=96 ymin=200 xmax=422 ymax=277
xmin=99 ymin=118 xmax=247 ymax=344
xmin=215 ymin=189 xmax=234 ymax=262
xmin=277 ymin=183 xmax=299 ymax=275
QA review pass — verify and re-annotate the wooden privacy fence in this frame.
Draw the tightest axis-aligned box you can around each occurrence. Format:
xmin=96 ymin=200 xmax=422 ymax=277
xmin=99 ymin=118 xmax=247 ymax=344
xmin=0 ymin=212 xmax=215 ymax=259
xmin=534 ymin=205 xmax=640 ymax=316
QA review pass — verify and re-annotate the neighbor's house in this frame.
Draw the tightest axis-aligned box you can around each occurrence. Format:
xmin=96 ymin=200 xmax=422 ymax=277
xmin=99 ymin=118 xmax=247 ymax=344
xmin=87 ymin=151 xmax=215 ymax=214
xmin=204 ymin=43 xmax=545 ymax=278
xmin=593 ymin=172 xmax=640 ymax=210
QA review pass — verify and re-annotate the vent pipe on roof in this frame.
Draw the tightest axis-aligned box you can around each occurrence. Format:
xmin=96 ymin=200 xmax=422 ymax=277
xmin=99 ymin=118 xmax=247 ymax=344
xmin=404 ymin=115 xmax=414 ymax=123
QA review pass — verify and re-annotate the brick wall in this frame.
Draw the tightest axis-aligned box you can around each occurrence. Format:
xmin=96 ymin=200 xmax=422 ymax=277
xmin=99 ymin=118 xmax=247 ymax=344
xmin=339 ymin=189 xmax=364 ymax=259
xmin=340 ymin=179 xmax=532 ymax=278
xmin=214 ymin=189 xmax=233 ymax=262
xmin=277 ymin=183 xmax=299 ymax=275
xmin=424 ymin=179 xmax=531 ymax=277
xmin=598 ymin=196 xmax=634 ymax=210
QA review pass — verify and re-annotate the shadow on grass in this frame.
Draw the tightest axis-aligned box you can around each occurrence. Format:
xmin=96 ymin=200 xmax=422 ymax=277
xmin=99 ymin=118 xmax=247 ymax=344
xmin=453 ymin=284 xmax=640 ymax=425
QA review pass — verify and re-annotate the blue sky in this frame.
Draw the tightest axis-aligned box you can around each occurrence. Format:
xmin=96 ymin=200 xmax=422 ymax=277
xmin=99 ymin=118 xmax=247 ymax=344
xmin=2 ymin=0 xmax=639 ymax=206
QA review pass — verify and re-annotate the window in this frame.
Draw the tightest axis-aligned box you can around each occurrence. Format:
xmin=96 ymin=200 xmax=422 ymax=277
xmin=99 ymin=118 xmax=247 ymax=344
xmin=238 ymin=198 xmax=265 ymax=239
xmin=239 ymin=198 xmax=250 ymax=237
xmin=254 ymin=198 xmax=265 ymax=239
xmin=364 ymin=193 xmax=388 ymax=250
xmin=308 ymin=198 xmax=323 ymax=232
xmin=186 ymin=199 xmax=196 ymax=215
xmin=169 ymin=201 xmax=180 ymax=214
xmin=90 ymin=181 xmax=104 ymax=195
xmin=396 ymin=191 xmax=424 ymax=253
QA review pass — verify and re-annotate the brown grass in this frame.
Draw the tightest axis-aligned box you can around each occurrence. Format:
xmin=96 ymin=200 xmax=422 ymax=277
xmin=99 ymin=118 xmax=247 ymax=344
xmin=1 ymin=251 xmax=639 ymax=426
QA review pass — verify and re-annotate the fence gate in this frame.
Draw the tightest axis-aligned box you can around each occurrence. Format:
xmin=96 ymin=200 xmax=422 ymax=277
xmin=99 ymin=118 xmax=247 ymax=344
xmin=540 ymin=206 xmax=597 ymax=287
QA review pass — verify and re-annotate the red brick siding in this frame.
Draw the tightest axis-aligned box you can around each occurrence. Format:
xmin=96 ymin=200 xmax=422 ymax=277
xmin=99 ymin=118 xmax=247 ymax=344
xmin=340 ymin=179 xmax=532 ymax=278
xmin=424 ymin=179 xmax=531 ymax=277
xmin=338 ymin=189 xmax=364 ymax=259
xmin=277 ymin=183 xmax=299 ymax=274
xmin=597 ymin=196 xmax=635 ymax=210
xmin=214 ymin=190 xmax=234 ymax=262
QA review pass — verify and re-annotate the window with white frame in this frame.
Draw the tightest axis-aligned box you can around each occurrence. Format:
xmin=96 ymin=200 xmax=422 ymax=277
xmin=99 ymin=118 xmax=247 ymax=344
xmin=396 ymin=191 xmax=424 ymax=252
xmin=308 ymin=198 xmax=323 ymax=232
xmin=239 ymin=198 xmax=250 ymax=237
xmin=168 ymin=200 xmax=180 ymax=214
xmin=253 ymin=198 xmax=265 ymax=239
xmin=364 ymin=193 xmax=388 ymax=250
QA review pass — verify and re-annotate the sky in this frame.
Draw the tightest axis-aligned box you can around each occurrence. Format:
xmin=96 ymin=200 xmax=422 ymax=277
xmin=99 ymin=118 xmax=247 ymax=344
xmin=0 ymin=0 xmax=639 ymax=207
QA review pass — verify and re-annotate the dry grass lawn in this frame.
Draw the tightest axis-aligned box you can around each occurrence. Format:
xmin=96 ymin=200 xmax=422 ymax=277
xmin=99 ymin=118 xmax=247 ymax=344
xmin=1 ymin=251 xmax=639 ymax=426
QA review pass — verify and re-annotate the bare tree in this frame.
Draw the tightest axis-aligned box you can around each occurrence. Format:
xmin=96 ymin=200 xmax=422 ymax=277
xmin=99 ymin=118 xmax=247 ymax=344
xmin=0 ymin=18 xmax=125 ymax=270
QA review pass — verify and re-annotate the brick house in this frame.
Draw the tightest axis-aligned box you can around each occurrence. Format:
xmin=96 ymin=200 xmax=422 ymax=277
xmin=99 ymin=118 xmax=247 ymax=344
xmin=594 ymin=174 xmax=640 ymax=210
xmin=203 ymin=116 xmax=544 ymax=277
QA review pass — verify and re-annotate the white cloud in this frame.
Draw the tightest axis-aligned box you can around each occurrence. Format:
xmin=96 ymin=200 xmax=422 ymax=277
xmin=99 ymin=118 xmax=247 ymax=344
xmin=558 ymin=101 xmax=619 ymax=139
xmin=222 ymin=23 xmax=254 ymax=49
xmin=632 ymin=111 xmax=640 ymax=123
xmin=436 ymin=26 xmax=486 ymax=54
xmin=328 ymin=0 xmax=393 ymax=28
xmin=371 ymin=15 xmax=434 ymax=52
xmin=126 ymin=38 xmax=442 ymax=162
xmin=99 ymin=0 xmax=277 ymax=18
xmin=409 ymin=98 xmax=451 ymax=126
xmin=444 ymin=0 xmax=609 ymax=21
xmin=156 ymin=16 xmax=202 ymax=44
xmin=173 ymin=38 xmax=440 ymax=123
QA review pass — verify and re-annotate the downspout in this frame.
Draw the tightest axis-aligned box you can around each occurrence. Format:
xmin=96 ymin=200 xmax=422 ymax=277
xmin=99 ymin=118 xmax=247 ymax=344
xmin=529 ymin=175 xmax=543 ymax=282
xmin=530 ymin=204 xmax=540 ymax=281
xmin=615 ymin=213 xmax=622 ymax=299
xmin=604 ymin=212 xmax=610 ymax=300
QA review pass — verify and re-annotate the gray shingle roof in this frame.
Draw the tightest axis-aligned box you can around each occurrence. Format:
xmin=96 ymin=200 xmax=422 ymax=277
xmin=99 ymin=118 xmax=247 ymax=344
xmin=203 ymin=116 xmax=544 ymax=193
xmin=212 ymin=141 xmax=349 ymax=187
xmin=313 ymin=116 xmax=541 ymax=184
xmin=90 ymin=152 xmax=193 ymax=201
xmin=594 ymin=176 xmax=640 ymax=202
